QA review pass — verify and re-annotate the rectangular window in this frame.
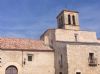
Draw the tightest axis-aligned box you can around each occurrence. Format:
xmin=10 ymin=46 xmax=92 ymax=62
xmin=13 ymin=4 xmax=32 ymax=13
xmin=89 ymin=52 xmax=97 ymax=66
xmin=59 ymin=54 xmax=63 ymax=68
xmin=59 ymin=72 xmax=62 ymax=74
xmin=89 ymin=53 xmax=94 ymax=60
xmin=74 ymin=34 xmax=78 ymax=42
xmin=28 ymin=54 xmax=33 ymax=61
xmin=0 ymin=58 xmax=1 ymax=63
xmin=76 ymin=72 xmax=81 ymax=74
xmin=61 ymin=54 xmax=63 ymax=67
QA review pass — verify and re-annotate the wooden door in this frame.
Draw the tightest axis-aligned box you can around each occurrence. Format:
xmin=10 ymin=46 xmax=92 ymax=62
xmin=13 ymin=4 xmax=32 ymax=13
xmin=5 ymin=66 xmax=18 ymax=74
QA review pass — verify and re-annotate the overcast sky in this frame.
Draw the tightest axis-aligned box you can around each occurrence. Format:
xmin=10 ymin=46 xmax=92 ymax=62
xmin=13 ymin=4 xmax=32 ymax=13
xmin=0 ymin=0 xmax=100 ymax=39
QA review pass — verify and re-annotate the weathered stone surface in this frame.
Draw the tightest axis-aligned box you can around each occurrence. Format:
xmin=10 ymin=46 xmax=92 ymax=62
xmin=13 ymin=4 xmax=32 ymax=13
xmin=0 ymin=50 xmax=55 ymax=74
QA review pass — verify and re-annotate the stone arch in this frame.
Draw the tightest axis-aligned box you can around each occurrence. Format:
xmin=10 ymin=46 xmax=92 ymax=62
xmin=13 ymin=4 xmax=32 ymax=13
xmin=5 ymin=65 xmax=18 ymax=74
xmin=1 ymin=62 xmax=22 ymax=74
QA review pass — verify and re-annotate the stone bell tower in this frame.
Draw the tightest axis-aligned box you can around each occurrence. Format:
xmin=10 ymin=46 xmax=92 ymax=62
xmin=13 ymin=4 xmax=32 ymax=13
xmin=56 ymin=9 xmax=80 ymax=30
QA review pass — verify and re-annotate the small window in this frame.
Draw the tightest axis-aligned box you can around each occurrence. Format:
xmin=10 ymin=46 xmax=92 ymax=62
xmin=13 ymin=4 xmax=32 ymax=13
xmin=74 ymin=34 xmax=78 ymax=42
xmin=28 ymin=54 xmax=33 ymax=61
xmin=59 ymin=54 xmax=63 ymax=68
xmin=89 ymin=52 xmax=97 ymax=66
xmin=89 ymin=53 xmax=94 ymax=60
xmin=76 ymin=72 xmax=81 ymax=74
xmin=59 ymin=72 xmax=62 ymax=74
xmin=60 ymin=54 xmax=63 ymax=67
xmin=0 ymin=58 xmax=1 ymax=63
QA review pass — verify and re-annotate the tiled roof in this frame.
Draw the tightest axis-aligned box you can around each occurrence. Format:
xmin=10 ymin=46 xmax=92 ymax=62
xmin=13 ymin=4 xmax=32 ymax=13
xmin=0 ymin=38 xmax=53 ymax=51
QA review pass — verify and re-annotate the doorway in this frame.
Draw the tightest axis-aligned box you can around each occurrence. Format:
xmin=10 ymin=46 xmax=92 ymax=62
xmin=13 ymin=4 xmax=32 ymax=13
xmin=5 ymin=65 xmax=18 ymax=74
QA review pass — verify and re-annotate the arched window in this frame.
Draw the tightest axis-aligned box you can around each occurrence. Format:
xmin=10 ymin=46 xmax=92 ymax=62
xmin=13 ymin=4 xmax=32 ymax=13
xmin=72 ymin=15 xmax=76 ymax=25
xmin=68 ymin=15 xmax=71 ymax=25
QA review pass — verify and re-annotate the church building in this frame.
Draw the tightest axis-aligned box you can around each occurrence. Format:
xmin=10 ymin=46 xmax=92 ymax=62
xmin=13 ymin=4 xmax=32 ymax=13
xmin=41 ymin=9 xmax=100 ymax=74
xmin=0 ymin=9 xmax=100 ymax=74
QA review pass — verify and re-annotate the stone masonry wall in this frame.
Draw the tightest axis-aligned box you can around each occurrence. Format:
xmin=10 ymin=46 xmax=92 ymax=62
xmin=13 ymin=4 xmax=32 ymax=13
xmin=67 ymin=44 xmax=100 ymax=74
xmin=0 ymin=50 xmax=55 ymax=74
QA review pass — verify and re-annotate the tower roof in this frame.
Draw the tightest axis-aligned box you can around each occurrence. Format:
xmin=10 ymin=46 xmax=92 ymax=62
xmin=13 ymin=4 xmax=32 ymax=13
xmin=56 ymin=9 xmax=79 ymax=18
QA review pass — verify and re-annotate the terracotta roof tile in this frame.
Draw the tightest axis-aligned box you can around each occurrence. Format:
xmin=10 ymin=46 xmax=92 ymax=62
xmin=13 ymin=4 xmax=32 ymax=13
xmin=0 ymin=38 xmax=53 ymax=51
